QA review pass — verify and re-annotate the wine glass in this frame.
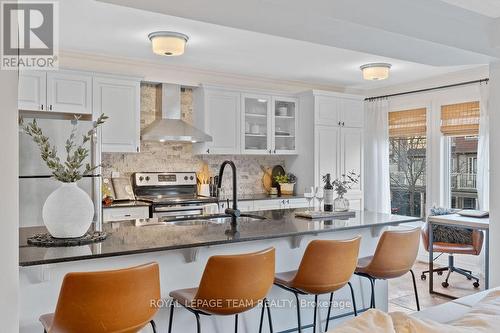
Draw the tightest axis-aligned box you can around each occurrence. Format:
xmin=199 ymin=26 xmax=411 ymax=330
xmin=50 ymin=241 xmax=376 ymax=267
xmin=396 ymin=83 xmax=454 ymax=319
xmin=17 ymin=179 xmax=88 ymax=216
xmin=315 ymin=187 xmax=324 ymax=212
xmin=304 ymin=187 xmax=314 ymax=211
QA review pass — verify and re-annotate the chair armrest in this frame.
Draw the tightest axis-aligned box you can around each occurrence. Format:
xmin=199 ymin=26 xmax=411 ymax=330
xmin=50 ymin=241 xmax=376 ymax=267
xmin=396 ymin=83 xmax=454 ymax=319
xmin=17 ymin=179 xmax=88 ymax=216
xmin=472 ymin=230 xmax=484 ymax=255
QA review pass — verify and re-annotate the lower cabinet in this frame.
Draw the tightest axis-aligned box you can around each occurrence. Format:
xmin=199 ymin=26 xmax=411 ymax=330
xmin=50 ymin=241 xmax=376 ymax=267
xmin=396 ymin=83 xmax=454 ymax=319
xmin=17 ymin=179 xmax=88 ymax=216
xmin=103 ymin=206 xmax=149 ymax=222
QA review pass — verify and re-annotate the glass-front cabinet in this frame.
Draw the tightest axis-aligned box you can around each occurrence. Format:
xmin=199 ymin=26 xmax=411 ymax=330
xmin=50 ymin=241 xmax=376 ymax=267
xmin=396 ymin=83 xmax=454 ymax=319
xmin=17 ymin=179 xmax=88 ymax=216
xmin=242 ymin=94 xmax=272 ymax=154
xmin=241 ymin=94 xmax=298 ymax=154
xmin=272 ymin=96 xmax=297 ymax=154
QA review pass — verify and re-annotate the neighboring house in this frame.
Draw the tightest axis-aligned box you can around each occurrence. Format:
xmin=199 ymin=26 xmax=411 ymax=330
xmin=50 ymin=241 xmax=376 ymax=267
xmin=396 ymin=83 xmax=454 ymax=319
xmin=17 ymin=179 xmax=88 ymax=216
xmin=451 ymin=136 xmax=478 ymax=209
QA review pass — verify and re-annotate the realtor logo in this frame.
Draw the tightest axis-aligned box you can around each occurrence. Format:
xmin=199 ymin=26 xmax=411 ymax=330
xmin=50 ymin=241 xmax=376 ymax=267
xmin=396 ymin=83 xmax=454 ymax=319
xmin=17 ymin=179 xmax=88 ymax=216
xmin=1 ymin=1 xmax=58 ymax=70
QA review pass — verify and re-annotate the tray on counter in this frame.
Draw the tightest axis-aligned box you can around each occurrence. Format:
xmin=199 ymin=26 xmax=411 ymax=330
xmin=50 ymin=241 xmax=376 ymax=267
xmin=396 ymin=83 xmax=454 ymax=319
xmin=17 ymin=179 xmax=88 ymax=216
xmin=295 ymin=210 xmax=356 ymax=219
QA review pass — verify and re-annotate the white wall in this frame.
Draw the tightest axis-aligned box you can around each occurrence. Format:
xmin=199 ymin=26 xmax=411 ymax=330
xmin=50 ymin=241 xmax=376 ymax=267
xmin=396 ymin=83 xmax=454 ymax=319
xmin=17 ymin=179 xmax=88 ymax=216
xmin=488 ymin=62 xmax=500 ymax=287
xmin=0 ymin=70 xmax=19 ymax=329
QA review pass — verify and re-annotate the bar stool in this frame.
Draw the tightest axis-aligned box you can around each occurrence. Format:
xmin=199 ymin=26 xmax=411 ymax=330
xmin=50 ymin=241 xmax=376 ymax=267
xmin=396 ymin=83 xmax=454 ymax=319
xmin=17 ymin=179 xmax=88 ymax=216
xmin=40 ymin=262 xmax=161 ymax=333
xmin=273 ymin=237 xmax=361 ymax=333
xmin=355 ymin=228 xmax=421 ymax=311
xmin=168 ymin=248 xmax=275 ymax=333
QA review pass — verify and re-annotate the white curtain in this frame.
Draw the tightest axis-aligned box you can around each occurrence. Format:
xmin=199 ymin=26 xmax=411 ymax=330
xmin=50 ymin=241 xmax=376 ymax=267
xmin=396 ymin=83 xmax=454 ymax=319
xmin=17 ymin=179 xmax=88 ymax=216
xmin=477 ymin=82 xmax=490 ymax=211
xmin=364 ymin=99 xmax=391 ymax=213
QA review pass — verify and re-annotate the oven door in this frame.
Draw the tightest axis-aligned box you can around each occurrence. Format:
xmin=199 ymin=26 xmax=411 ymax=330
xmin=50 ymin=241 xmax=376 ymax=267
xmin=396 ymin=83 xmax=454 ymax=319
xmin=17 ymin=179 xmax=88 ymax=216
xmin=153 ymin=204 xmax=204 ymax=219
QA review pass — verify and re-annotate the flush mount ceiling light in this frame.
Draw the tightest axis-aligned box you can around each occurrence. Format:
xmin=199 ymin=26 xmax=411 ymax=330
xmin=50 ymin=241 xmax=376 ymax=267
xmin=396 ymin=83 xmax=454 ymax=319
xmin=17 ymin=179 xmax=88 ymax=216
xmin=148 ymin=31 xmax=189 ymax=56
xmin=360 ymin=63 xmax=392 ymax=81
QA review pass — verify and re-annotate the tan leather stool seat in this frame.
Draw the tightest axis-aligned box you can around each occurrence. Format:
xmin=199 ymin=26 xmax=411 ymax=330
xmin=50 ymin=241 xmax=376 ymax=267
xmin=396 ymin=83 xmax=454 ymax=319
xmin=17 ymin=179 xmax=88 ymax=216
xmin=274 ymin=271 xmax=297 ymax=287
xmin=168 ymin=248 xmax=275 ymax=333
xmin=39 ymin=262 xmax=161 ymax=333
xmin=169 ymin=288 xmax=199 ymax=308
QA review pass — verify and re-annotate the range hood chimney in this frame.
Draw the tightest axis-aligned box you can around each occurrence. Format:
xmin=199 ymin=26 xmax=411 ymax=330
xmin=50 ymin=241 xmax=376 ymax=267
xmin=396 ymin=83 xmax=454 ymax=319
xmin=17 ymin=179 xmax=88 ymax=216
xmin=141 ymin=84 xmax=212 ymax=143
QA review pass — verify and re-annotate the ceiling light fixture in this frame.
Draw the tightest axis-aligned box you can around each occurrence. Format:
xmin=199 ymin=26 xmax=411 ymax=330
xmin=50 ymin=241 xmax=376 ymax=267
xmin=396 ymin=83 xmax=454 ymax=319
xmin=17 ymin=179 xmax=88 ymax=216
xmin=148 ymin=31 xmax=189 ymax=56
xmin=360 ymin=63 xmax=392 ymax=81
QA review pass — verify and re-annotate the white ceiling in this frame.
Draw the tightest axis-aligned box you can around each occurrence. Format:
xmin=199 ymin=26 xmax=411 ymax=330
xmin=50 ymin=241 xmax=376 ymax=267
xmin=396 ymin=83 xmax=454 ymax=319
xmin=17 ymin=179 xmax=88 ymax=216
xmin=439 ymin=0 xmax=500 ymax=18
xmin=60 ymin=0 xmax=483 ymax=90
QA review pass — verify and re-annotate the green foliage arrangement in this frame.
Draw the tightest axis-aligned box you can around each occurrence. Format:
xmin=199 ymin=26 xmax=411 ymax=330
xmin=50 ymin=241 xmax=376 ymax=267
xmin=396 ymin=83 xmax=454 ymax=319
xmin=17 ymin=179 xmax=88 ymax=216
xmin=20 ymin=114 xmax=108 ymax=183
xmin=274 ymin=172 xmax=297 ymax=184
xmin=323 ymin=171 xmax=361 ymax=196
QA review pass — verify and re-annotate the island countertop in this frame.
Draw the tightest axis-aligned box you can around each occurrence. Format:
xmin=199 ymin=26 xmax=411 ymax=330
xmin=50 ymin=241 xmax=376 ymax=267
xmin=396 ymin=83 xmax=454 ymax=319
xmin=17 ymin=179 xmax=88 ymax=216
xmin=19 ymin=209 xmax=421 ymax=267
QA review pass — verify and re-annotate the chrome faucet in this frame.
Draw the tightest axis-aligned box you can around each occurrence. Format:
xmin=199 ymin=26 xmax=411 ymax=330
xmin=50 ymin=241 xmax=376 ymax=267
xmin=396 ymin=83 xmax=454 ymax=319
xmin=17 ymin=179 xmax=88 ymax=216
xmin=217 ymin=160 xmax=241 ymax=225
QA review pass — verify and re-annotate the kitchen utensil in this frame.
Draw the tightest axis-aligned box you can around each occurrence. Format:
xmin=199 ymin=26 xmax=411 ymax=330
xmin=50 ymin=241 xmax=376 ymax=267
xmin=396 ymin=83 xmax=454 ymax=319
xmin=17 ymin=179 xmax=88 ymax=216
xmin=261 ymin=166 xmax=273 ymax=193
xmin=199 ymin=184 xmax=210 ymax=197
xmin=251 ymin=124 xmax=260 ymax=134
xmin=102 ymin=177 xmax=115 ymax=200
xmin=112 ymin=177 xmax=135 ymax=200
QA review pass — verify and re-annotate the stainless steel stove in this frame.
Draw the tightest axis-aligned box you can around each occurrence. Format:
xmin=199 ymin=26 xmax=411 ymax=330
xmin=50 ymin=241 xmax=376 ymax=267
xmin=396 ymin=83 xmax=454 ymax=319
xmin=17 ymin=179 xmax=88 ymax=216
xmin=132 ymin=172 xmax=218 ymax=219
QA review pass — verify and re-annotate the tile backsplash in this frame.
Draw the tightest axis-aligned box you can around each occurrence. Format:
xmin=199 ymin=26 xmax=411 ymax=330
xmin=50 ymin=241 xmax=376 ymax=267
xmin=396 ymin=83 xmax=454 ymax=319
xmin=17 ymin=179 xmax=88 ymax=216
xmin=102 ymin=84 xmax=285 ymax=195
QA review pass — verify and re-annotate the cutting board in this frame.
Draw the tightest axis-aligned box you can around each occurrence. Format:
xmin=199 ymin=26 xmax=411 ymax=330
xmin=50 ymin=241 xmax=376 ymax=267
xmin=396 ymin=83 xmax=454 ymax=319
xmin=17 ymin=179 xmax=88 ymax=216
xmin=261 ymin=166 xmax=273 ymax=193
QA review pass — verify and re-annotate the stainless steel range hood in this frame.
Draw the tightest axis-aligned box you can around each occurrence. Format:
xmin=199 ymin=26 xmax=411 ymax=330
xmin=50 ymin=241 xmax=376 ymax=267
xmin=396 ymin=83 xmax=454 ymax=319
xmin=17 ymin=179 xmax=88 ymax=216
xmin=141 ymin=84 xmax=212 ymax=143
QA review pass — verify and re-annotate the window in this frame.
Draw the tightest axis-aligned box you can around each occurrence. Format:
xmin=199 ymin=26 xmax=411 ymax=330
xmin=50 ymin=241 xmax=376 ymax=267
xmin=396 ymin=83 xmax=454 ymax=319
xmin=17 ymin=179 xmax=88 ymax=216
xmin=441 ymin=101 xmax=479 ymax=209
xmin=389 ymin=108 xmax=427 ymax=217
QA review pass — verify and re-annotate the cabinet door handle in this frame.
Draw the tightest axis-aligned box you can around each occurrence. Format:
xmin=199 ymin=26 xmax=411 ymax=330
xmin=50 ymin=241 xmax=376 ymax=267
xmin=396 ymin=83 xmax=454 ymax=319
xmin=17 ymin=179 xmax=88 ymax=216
xmin=269 ymin=149 xmax=272 ymax=154
xmin=338 ymin=121 xmax=341 ymax=126
xmin=206 ymin=149 xmax=210 ymax=154
xmin=40 ymin=104 xmax=44 ymax=110
xmin=273 ymin=149 xmax=276 ymax=154
xmin=136 ymin=146 xmax=140 ymax=152
xmin=49 ymin=105 xmax=53 ymax=111
xmin=287 ymin=200 xmax=290 ymax=204
xmin=342 ymin=121 xmax=345 ymax=126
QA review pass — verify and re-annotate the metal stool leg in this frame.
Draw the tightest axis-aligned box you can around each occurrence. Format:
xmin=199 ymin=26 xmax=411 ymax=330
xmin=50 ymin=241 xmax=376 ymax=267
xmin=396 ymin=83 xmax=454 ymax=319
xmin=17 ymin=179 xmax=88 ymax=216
xmin=259 ymin=299 xmax=265 ymax=333
xmin=348 ymin=282 xmax=358 ymax=316
xmin=325 ymin=293 xmax=334 ymax=332
xmin=410 ymin=269 xmax=421 ymax=311
xmin=313 ymin=295 xmax=318 ymax=333
xmin=194 ymin=312 xmax=201 ymax=333
xmin=265 ymin=298 xmax=274 ymax=333
xmin=168 ymin=301 xmax=175 ymax=333
xmin=294 ymin=292 xmax=302 ymax=333
xmin=369 ymin=278 xmax=376 ymax=308
xmin=234 ymin=313 xmax=238 ymax=333
xmin=150 ymin=320 xmax=157 ymax=333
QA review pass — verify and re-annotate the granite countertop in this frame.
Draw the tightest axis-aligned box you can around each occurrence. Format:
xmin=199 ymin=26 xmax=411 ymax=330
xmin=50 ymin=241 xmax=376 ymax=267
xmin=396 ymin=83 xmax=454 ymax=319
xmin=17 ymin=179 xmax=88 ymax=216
xmin=237 ymin=193 xmax=304 ymax=201
xmin=103 ymin=200 xmax=151 ymax=208
xmin=19 ymin=209 xmax=421 ymax=267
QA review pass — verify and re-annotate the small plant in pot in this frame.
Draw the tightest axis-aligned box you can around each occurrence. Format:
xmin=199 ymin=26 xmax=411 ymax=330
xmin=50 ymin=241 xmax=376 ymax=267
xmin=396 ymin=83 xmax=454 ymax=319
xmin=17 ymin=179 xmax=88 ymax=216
xmin=274 ymin=173 xmax=297 ymax=195
xmin=329 ymin=171 xmax=360 ymax=212
xmin=20 ymin=114 xmax=107 ymax=238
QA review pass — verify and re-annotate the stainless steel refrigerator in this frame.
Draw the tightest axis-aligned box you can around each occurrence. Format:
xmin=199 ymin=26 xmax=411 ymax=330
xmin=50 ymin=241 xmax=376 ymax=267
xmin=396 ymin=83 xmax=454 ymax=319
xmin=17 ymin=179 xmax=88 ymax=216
xmin=19 ymin=113 xmax=102 ymax=231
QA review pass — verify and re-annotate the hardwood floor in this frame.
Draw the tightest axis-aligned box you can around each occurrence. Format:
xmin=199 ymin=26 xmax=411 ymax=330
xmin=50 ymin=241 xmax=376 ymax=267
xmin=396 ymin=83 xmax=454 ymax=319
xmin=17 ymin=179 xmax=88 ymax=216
xmin=388 ymin=260 xmax=485 ymax=313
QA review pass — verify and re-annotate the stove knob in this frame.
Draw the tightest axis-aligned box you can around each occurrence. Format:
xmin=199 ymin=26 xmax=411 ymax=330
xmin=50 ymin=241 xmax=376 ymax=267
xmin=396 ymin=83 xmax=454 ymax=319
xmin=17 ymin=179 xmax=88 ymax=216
xmin=145 ymin=176 xmax=150 ymax=181
xmin=139 ymin=176 xmax=144 ymax=181
xmin=190 ymin=176 xmax=194 ymax=181
xmin=184 ymin=176 xmax=188 ymax=181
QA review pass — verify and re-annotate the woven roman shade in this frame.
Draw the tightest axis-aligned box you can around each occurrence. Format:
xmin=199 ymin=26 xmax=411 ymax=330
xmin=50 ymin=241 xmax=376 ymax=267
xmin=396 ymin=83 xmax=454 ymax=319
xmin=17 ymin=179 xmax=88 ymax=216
xmin=441 ymin=101 xmax=479 ymax=136
xmin=389 ymin=108 xmax=427 ymax=137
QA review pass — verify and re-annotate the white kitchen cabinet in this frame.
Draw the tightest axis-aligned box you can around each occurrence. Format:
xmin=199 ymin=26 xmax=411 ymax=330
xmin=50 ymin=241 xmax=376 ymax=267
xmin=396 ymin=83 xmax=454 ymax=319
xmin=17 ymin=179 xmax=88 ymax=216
xmin=290 ymin=90 xmax=364 ymax=211
xmin=194 ymin=87 xmax=241 ymax=155
xmin=242 ymin=93 xmax=272 ymax=154
xmin=253 ymin=199 xmax=283 ymax=211
xmin=18 ymin=71 xmax=46 ymax=111
xmin=93 ymin=76 xmax=141 ymax=153
xmin=272 ymin=96 xmax=298 ymax=154
xmin=46 ymin=71 xmax=93 ymax=114
xmin=103 ymin=206 xmax=149 ymax=222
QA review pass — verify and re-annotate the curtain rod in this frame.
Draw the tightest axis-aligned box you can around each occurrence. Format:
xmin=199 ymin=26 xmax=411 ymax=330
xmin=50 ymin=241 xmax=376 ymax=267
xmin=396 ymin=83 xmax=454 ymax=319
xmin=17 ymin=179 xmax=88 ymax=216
xmin=365 ymin=78 xmax=489 ymax=101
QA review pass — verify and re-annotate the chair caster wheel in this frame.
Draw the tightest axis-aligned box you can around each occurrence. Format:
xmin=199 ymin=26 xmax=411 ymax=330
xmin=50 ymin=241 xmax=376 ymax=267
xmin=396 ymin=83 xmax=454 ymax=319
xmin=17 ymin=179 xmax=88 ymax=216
xmin=442 ymin=281 xmax=449 ymax=288
xmin=420 ymin=274 xmax=426 ymax=281
xmin=437 ymin=271 xmax=443 ymax=276
xmin=473 ymin=282 xmax=480 ymax=288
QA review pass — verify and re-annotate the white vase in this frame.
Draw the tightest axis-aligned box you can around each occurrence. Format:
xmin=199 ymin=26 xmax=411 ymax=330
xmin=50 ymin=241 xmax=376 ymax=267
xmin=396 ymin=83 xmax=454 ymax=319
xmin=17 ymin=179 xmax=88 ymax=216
xmin=42 ymin=182 xmax=94 ymax=238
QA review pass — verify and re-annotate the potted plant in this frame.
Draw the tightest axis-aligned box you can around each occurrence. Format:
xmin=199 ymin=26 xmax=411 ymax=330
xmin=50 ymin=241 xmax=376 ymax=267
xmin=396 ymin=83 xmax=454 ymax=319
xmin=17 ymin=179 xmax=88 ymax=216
xmin=330 ymin=171 xmax=360 ymax=212
xmin=274 ymin=172 xmax=297 ymax=195
xmin=21 ymin=114 xmax=107 ymax=238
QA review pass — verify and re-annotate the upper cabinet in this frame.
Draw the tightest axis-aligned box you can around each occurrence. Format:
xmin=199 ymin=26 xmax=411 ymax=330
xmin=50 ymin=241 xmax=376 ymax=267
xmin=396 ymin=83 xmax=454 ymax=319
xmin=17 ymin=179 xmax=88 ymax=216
xmin=18 ymin=70 xmax=92 ymax=114
xmin=193 ymin=87 xmax=241 ymax=155
xmin=18 ymin=71 xmax=46 ymax=111
xmin=273 ymin=96 xmax=298 ymax=154
xmin=242 ymin=93 xmax=272 ymax=154
xmin=194 ymin=85 xmax=298 ymax=155
xmin=93 ymin=76 xmax=141 ymax=153
xmin=314 ymin=92 xmax=364 ymax=128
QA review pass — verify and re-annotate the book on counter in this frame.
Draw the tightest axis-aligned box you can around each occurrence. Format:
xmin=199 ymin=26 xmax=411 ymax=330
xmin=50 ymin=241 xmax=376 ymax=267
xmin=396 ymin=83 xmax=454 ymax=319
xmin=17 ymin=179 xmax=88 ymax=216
xmin=295 ymin=210 xmax=356 ymax=219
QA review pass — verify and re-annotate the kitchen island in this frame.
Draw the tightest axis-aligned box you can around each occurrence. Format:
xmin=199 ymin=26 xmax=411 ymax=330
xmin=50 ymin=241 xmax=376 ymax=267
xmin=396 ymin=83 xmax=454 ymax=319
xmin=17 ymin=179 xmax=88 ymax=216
xmin=19 ymin=209 xmax=421 ymax=332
